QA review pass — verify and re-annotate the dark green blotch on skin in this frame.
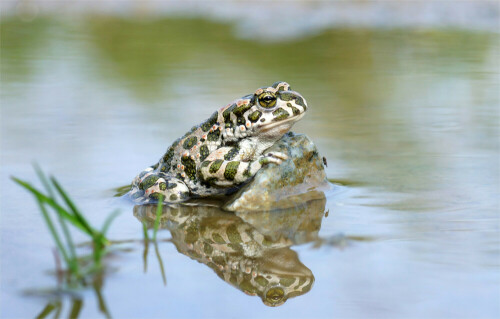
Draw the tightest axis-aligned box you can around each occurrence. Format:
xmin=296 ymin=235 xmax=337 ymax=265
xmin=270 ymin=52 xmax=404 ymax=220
xmin=149 ymin=192 xmax=161 ymax=200
xmin=139 ymin=175 xmax=159 ymax=190
xmin=233 ymin=102 xmax=252 ymax=117
xmin=294 ymin=277 xmax=306 ymax=289
xmin=169 ymin=194 xmax=178 ymax=201
xmin=224 ymin=161 xmax=240 ymax=181
xmin=151 ymin=163 xmax=159 ymax=170
xmin=212 ymin=233 xmax=226 ymax=244
xmin=227 ymin=243 xmax=243 ymax=252
xmin=294 ymin=96 xmax=307 ymax=109
xmin=279 ymin=277 xmax=295 ymax=287
xmin=226 ymin=224 xmax=243 ymax=243
xmin=237 ymin=116 xmax=246 ymax=126
xmin=176 ymin=173 xmax=184 ymax=181
xmin=159 ymin=182 xmax=167 ymax=191
xmin=248 ymin=110 xmax=262 ymax=122
xmin=201 ymin=111 xmax=218 ymax=132
xmin=279 ymin=92 xmax=295 ymax=101
xmin=272 ymin=107 xmax=289 ymax=121
xmin=167 ymin=182 xmax=177 ymax=189
xmin=160 ymin=165 xmax=168 ymax=172
xmin=209 ymin=159 xmax=224 ymax=174
xmin=201 ymin=160 xmax=211 ymax=168
xmin=183 ymin=136 xmax=198 ymax=150
xmin=203 ymin=242 xmax=213 ymax=255
xmin=200 ymin=145 xmax=210 ymax=161
xmin=181 ymin=156 xmax=197 ymax=181
xmin=207 ymin=129 xmax=220 ymax=141
xmin=301 ymin=281 xmax=313 ymax=293
xmin=223 ymin=104 xmax=236 ymax=123
xmin=224 ymin=147 xmax=240 ymax=161
xmin=212 ymin=256 xmax=225 ymax=266
xmin=185 ymin=224 xmax=199 ymax=244
xmin=225 ymin=122 xmax=233 ymax=129
xmin=255 ymin=276 xmax=269 ymax=287
xmin=162 ymin=146 xmax=175 ymax=170
xmin=229 ymin=274 xmax=238 ymax=286
xmin=287 ymin=102 xmax=301 ymax=115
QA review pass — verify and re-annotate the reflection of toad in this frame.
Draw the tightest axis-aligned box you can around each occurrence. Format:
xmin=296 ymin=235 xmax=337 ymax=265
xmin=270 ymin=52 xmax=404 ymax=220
xmin=134 ymin=197 xmax=326 ymax=307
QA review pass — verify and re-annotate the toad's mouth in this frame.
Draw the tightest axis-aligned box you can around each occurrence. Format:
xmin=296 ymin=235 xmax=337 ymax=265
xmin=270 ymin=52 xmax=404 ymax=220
xmin=258 ymin=113 xmax=305 ymax=132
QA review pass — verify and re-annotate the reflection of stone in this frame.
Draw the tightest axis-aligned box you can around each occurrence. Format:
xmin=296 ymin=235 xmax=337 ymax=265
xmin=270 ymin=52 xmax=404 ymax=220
xmin=134 ymin=198 xmax=326 ymax=306
xmin=236 ymin=197 xmax=326 ymax=245
xmin=225 ymin=132 xmax=329 ymax=212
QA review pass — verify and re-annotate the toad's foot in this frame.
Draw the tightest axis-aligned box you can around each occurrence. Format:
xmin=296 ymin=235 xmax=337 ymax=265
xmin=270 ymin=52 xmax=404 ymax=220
xmin=259 ymin=152 xmax=288 ymax=165
xmin=130 ymin=173 xmax=190 ymax=203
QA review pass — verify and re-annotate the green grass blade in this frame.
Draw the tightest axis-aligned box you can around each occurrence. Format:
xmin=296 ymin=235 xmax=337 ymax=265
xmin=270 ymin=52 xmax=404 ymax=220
xmin=154 ymin=241 xmax=167 ymax=286
xmin=142 ymin=220 xmax=150 ymax=273
xmin=153 ymin=195 xmax=164 ymax=241
xmin=34 ymin=166 xmax=79 ymax=267
xmin=142 ymin=220 xmax=150 ymax=242
xmin=69 ymin=298 xmax=83 ymax=319
xmin=49 ymin=176 xmax=95 ymax=236
xmin=12 ymin=177 xmax=91 ymax=236
xmin=35 ymin=301 xmax=58 ymax=319
xmin=33 ymin=164 xmax=55 ymax=197
xmin=53 ymin=300 xmax=62 ymax=319
xmin=93 ymin=276 xmax=112 ymax=319
xmin=58 ymin=214 xmax=79 ymax=273
xmin=92 ymin=236 xmax=105 ymax=266
xmin=113 ymin=184 xmax=132 ymax=197
xmin=36 ymin=200 xmax=71 ymax=267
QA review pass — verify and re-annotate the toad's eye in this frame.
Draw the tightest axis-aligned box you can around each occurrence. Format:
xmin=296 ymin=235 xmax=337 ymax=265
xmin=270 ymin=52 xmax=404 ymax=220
xmin=258 ymin=92 xmax=277 ymax=109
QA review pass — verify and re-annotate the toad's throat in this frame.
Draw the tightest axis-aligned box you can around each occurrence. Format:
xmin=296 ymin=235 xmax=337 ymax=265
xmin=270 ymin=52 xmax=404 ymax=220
xmin=258 ymin=113 xmax=305 ymax=132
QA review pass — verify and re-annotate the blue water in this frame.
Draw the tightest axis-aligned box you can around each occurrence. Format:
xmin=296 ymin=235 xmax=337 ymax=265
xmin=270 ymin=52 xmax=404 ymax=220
xmin=1 ymin=7 xmax=499 ymax=319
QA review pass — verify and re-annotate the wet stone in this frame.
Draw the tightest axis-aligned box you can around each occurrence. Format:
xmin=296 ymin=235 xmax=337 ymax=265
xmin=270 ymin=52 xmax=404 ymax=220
xmin=224 ymin=132 xmax=329 ymax=212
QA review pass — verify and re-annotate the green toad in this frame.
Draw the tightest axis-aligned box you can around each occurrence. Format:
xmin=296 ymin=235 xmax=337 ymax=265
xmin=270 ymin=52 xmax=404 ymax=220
xmin=129 ymin=81 xmax=308 ymax=203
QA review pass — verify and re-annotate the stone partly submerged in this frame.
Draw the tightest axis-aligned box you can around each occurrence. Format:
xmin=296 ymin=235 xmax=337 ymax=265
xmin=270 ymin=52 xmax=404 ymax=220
xmin=223 ymin=132 xmax=329 ymax=212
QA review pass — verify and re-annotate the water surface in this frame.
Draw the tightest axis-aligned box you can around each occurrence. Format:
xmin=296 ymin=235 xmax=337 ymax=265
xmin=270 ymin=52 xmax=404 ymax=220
xmin=1 ymin=13 xmax=499 ymax=319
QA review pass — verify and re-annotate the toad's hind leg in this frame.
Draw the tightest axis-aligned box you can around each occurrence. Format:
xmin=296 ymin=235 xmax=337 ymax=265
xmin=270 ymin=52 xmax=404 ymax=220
xmin=129 ymin=170 xmax=189 ymax=203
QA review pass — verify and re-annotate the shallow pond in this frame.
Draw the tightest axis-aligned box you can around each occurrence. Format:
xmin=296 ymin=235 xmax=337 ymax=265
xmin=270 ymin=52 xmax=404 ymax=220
xmin=1 ymin=12 xmax=499 ymax=319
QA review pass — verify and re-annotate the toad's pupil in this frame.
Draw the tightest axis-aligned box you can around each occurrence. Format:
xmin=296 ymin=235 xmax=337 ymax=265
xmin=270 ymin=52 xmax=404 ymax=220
xmin=263 ymin=96 xmax=274 ymax=101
